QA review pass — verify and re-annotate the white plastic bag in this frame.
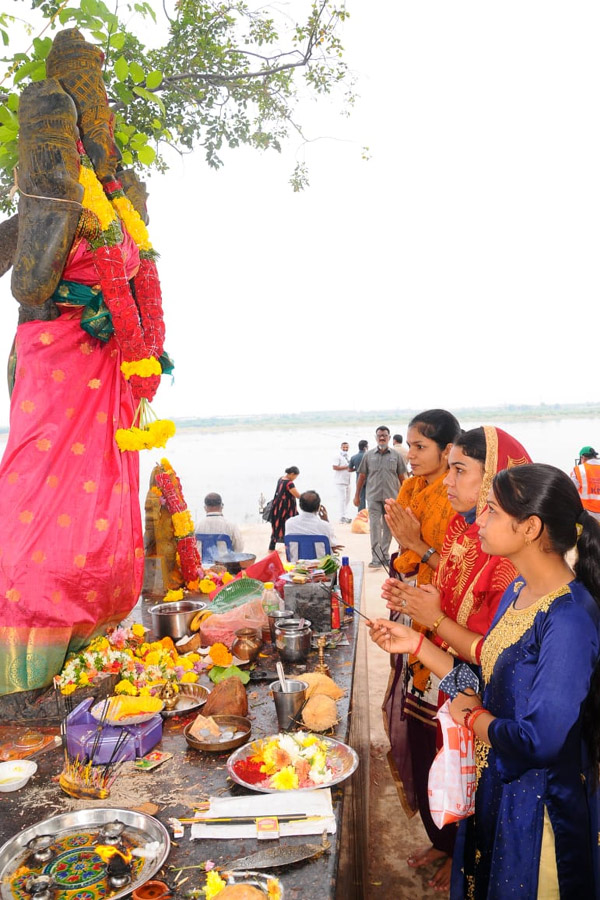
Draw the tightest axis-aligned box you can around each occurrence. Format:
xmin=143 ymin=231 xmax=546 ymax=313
xmin=428 ymin=699 xmax=476 ymax=828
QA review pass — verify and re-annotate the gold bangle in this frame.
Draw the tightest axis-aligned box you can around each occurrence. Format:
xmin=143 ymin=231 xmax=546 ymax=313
xmin=470 ymin=636 xmax=482 ymax=663
xmin=431 ymin=612 xmax=447 ymax=634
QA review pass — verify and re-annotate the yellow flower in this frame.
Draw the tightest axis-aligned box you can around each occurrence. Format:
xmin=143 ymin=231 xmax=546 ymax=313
xmin=204 ymin=870 xmax=227 ymax=900
xmin=172 ymin=511 xmax=194 ymax=538
xmin=120 ymin=358 xmax=162 ymax=380
xmin=143 ymin=651 xmax=161 ymax=667
xmin=78 ymin=672 xmax=90 ymax=686
xmin=151 ymin=486 xmax=162 ymax=497
xmin=61 ymin=683 xmax=77 ymax=696
xmin=180 ymin=672 xmax=198 ymax=683
xmin=270 ymin=766 xmax=299 ymax=790
xmin=163 ymin=588 xmax=184 ymax=603
xmin=267 ymin=879 xmax=282 ymax=900
xmin=209 ymin=643 xmax=232 ymax=667
xmin=115 ymin=679 xmax=138 ymax=695
xmin=116 ymin=420 xmax=176 ymax=453
xmin=221 ymin=572 xmax=234 ymax=584
xmin=160 ymin=457 xmax=173 ymax=472
xmin=199 ymin=578 xmax=217 ymax=594
xmin=138 ymin=686 xmax=151 ymax=696
xmin=178 ymin=655 xmax=194 ymax=671
xmin=187 ymin=653 xmax=200 ymax=663
xmin=111 ymin=194 xmax=153 ymax=251
xmin=79 ymin=159 xmax=119 ymax=232
xmin=132 ymin=623 xmax=146 ymax=638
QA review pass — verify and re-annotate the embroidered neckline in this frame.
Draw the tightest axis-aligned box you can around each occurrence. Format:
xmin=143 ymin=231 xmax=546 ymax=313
xmin=480 ymin=583 xmax=570 ymax=684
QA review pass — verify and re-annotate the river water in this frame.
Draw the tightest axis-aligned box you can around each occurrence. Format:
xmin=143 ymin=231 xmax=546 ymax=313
xmin=0 ymin=415 xmax=595 ymax=527
xmin=137 ymin=416 xmax=600 ymax=526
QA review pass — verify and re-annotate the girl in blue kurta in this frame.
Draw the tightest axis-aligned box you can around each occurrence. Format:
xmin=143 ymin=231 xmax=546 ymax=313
xmin=449 ymin=463 xmax=600 ymax=898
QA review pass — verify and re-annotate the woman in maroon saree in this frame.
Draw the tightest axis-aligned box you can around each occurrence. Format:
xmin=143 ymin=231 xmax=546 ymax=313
xmin=268 ymin=466 xmax=300 ymax=551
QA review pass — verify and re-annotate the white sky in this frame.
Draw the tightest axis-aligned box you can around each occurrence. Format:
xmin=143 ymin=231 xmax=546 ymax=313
xmin=0 ymin=1 xmax=599 ymax=427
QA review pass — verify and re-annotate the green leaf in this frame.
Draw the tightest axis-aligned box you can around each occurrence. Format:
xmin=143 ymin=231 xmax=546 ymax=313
xmin=7 ymin=93 xmax=19 ymax=112
xmin=145 ymin=70 xmax=163 ymax=90
xmin=137 ymin=145 xmax=156 ymax=164
xmin=208 ymin=666 xmax=250 ymax=685
xmin=0 ymin=106 xmax=17 ymax=127
xmin=1 ymin=29 xmax=9 ymax=47
xmin=114 ymin=56 xmax=129 ymax=82
xmin=33 ymin=37 xmax=52 ymax=60
xmin=121 ymin=150 xmax=134 ymax=165
xmin=129 ymin=61 xmax=145 ymax=84
xmin=129 ymin=132 xmax=148 ymax=149
xmin=109 ymin=33 xmax=127 ymax=51
xmin=13 ymin=59 xmax=46 ymax=85
xmin=132 ymin=86 xmax=165 ymax=115
xmin=0 ymin=124 xmax=18 ymax=140
xmin=91 ymin=31 xmax=108 ymax=43
xmin=115 ymin=131 xmax=130 ymax=146
xmin=113 ymin=82 xmax=134 ymax=105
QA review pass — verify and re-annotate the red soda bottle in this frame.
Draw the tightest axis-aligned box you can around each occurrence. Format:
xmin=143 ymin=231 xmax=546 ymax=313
xmin=339 ymin=557 xmax=354 ymax=617
xmin=331 ymin=590 xmax=341 ymax=630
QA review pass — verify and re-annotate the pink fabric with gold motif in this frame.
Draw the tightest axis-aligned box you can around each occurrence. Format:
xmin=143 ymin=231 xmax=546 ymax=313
xmin=0 ymin=316 xmax=143 ymax=694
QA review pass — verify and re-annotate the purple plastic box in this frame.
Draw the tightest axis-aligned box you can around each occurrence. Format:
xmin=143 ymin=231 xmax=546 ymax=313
xmin=65 ymin=697 xmax=163 ymax=764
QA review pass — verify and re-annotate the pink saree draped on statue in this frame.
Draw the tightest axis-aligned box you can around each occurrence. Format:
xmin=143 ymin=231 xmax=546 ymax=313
xmin=0 ymin=315 xmax=143 ymax=694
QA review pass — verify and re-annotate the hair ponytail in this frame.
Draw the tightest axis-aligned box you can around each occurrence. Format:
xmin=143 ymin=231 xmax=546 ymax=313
xmin=574 ymin=509 xmax=600 ymax=602
xmin=493 ymin=464 xmax=600 ymax=779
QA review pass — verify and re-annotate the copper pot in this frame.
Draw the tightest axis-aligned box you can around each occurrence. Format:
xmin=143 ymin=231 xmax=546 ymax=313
xmin=231 ymin=627 xmax=262 ymax=662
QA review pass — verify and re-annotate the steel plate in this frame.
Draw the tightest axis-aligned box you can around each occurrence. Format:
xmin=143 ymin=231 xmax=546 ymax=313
xmin=227 ymin=733 xmax=359 ymax=793
xmin=0 ymin=807 xmax=170 ymax=900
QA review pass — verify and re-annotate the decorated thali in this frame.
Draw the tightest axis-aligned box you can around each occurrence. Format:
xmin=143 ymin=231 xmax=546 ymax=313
xmin=0 ymin=809 xmax=170 ymax=900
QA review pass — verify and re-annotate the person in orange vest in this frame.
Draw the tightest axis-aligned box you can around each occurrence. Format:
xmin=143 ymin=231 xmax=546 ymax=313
xmin=571 ymin=445 xmax=600 ymax=520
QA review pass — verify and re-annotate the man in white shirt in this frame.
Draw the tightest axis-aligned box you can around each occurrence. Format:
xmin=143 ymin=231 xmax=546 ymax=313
xmin=195 ymin=492 xmax=243 ymax=551
xmin=332 ymin=441 xmax=352 ymax=523
xmin=285 ymin=490 xmax=339 ymax=553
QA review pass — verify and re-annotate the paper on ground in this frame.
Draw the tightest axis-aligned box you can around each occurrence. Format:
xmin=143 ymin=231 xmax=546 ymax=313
xmin=190 ymin=788 xmax=335 ymax=840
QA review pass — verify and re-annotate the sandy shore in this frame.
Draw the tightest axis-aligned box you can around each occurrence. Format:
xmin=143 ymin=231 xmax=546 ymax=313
xmin=240 ymin=521 xmax=445 ymax=899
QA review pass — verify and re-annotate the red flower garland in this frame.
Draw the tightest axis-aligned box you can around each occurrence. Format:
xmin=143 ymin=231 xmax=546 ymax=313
xmin=133 ymin=257 xmax=165 ymax=360
xmin=155 ymin=469 xmax=201 ymax=584
xmin=91 ymin=245 xmax=160 ymax=403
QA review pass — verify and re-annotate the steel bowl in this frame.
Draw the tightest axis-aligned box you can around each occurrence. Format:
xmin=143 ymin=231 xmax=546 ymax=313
xmin=184 ymin=715 xmax=251 ymax=753
xmin=213 ymin=551 xmax=257 ymax=574
xmin=149 ymin=600 xmax=207 ymax=640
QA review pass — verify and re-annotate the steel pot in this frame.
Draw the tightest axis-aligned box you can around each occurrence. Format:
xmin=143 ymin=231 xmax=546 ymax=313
xmin=149 ymin=600 xmax=207 ymax=640
xmin=274 ymin=618 xmax=312 ymax=663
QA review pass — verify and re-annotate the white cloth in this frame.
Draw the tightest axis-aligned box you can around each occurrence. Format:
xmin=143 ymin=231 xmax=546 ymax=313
xmin=285 ymin=510 xmax=337 ymax=547
xmin=332 ymin=450 xmax=351 ymax=485
xmin=194 ymin=512 xmax=243 ymax=551
xmin=190 ymin=788 xmax=336 ymax=840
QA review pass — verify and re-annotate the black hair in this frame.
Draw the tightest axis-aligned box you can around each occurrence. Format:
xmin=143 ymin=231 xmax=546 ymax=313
xmin=285 ymin=466 xmax=300 ymax=476
xmin=204 ymin=492 xmax=222 ymax=508
xmin=376 ymin=426 xmax=390 ymax=434
xmin=393 ymin=434 xmax=403 ymax=443
xmin=408 ymin=409 xmax=462 ymax=452
xmin=493 ymin=463 xmax=600 ymax=776
xmin=358 ymin=440 xmax=368 ymax=451
xmin=299 ymin=490 xmax=321 ymax=513
xmin=454 ymin=426 xmax=486 ymax=464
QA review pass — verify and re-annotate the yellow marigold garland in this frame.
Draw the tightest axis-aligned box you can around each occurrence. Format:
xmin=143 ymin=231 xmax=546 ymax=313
xmin=121 ymin=358 xmax=162 ymax=380
xmin=79 ymin=159 xmax=119 ymax=232
xmin=172 ymin=510 xmax=194 ymax=538
xmin=116 ymin=398 xmax=176 ymax=452
xmin=111 ymin=193 xmax=153 ymax=252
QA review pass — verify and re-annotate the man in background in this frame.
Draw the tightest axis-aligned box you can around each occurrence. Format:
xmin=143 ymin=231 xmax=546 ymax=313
xmin=355 ymin=426 xmax=407 ymax=567
xmin=195 ymin=492 xmax=244 ymax=550
xmin=349 ymin=439 xmax=368 ymax=511
xmin=332 ymin=440 xmax=352 ymax=523
xmin=572 ymin=446 xmax=600 ymax=521
xmin=393 ymin=433 xmax=409 ymax=465
xmin=285 ymin=490 xmax=340 ymax=551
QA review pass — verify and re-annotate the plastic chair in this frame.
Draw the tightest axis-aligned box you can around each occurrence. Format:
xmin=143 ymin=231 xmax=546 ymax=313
xmin=195 ymin=533 xmax=233 ymax=564
xmin=284 ymin=533 xmax=331 ymax=563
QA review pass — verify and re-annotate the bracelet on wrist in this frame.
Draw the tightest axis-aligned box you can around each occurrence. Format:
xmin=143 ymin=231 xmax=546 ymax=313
xmin=414 ymin=632 xmax=425 ymax=656
xmin=462 ymin=705 xmax=484 ymax=727
xmin=465 ymin=707 xmax=487 ymax=730
xmin=431 ymin=612 xmax=447 ymax=634
xmin=421 ymin=546 xmax=436 ymax=564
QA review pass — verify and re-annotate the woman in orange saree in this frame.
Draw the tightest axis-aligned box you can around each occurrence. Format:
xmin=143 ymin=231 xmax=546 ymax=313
xmin=382 ymin=426 xmax=531 ymax=891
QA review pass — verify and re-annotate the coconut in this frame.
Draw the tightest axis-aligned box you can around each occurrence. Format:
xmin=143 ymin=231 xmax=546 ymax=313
xmin=301 ymin=693 xmax=339 ymax=732
xmin=301 ymin=672 xmax=345 ymax=700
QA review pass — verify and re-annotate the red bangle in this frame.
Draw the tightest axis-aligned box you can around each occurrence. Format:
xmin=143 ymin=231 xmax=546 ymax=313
xmin=414 ymin=633 xmax=425 ymax=656
xmin=465 ymin=707 xmax=488 ymax=731
xmin=462 ymin=705 xmax=483 ymax=727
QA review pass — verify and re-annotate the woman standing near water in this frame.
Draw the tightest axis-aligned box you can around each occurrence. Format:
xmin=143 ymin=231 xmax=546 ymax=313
xmin=381 ymin=426 xmax=530 ymax=891
xmin=382 ymin=409 xmax=461 ymax=890
xmin=268 ymin=466 xmax=300 ymax=551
